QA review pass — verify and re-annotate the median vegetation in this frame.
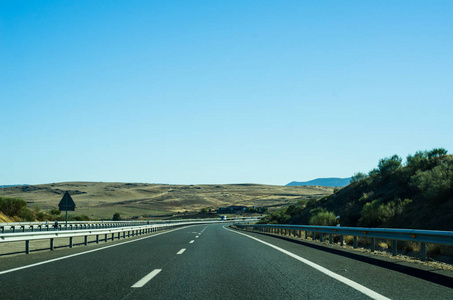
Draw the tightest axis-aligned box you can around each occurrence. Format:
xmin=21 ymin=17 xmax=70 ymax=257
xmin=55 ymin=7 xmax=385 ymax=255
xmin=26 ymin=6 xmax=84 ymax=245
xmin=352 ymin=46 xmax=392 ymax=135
xmin=259 ymin=148 xmax=453 ymax=230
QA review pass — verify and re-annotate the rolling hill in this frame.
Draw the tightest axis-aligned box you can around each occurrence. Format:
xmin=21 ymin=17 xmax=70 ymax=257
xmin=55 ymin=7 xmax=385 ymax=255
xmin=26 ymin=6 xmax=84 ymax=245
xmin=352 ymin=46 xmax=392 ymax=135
xmin=0 ymin=182 xmax=334 ymax=220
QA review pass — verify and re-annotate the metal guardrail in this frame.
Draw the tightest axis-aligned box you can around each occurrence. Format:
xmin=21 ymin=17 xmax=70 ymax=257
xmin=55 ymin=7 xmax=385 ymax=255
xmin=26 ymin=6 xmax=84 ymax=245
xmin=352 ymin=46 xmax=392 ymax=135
xmin=0 ymin=218 xmax=229 ymax=233
xmin=0 ymin=220 xmax=222 ymax=255
xmin=233 ymin=223 xmax=453 ymax=262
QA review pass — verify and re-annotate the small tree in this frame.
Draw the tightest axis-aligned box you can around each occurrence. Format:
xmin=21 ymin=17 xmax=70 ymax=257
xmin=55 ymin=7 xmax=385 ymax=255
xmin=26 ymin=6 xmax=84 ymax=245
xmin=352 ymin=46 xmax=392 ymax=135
xmin=350 ymin=172 xmax=367 ymax=184
xmin=406 ymin=151 xmax=429 ymax=171
xmin=427 ymin=148 xmax=448 ymax=159
xmin=112 ymin=213 xmax=122 ymax=220
xmin=378 ymin=154 xmax=402 ymax=176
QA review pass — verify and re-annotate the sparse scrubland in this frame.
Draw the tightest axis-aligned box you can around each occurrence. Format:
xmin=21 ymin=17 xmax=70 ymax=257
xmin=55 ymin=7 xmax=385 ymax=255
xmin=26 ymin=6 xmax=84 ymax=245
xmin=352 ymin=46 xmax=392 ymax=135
xmin=0 ymin=183 xmax=333 ymax=220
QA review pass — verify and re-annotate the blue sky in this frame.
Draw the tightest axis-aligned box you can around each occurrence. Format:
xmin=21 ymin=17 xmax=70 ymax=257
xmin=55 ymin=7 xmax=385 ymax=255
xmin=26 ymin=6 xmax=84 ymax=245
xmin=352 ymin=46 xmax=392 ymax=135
xmin=1 ymin=1 xmax=452 ymax=185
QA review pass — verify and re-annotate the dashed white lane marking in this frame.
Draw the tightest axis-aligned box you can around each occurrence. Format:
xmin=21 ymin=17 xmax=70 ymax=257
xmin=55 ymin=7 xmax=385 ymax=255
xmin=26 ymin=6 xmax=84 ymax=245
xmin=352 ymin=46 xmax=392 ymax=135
xmin=189 ymin=240 xmax=195 ymax=244
xmin=224 ymin=226 xmax=390 ymax=300
xmin=195 ymin=236 xmax=199 ymax=238
xmin=131 ymin=269 xmax=162 ymax=288
xmin=177 ymin=248 xmax=186 ymax=255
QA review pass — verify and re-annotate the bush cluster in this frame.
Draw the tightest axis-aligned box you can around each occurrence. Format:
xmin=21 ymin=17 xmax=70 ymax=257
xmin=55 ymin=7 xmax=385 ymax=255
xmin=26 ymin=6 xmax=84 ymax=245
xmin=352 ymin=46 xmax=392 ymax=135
xmin=0 ymin=196 xmax=93 ymax=222
xmin=259 ymin=147 xmax=451 ymax=229
xmin=358 ymin=198 xmax=412 ymax=227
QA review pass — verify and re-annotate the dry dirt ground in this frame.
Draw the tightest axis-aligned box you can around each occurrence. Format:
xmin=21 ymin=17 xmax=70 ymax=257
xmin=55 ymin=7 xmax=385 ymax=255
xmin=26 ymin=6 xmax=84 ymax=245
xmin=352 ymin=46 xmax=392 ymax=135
xmin=0 ymin=182 xmax=333 ymax=219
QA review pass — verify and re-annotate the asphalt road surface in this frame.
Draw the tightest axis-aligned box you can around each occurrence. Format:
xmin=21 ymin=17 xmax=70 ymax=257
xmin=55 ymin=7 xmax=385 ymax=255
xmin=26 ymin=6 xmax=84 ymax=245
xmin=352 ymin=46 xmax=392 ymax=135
xmin=1 ymin=223 xmax=452 ymax=299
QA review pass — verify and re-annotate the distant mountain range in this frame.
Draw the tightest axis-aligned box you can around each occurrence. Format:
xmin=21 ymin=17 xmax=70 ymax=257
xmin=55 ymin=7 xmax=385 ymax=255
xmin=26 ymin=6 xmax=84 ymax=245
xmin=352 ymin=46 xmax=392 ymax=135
xmin=0 ymin=184 xmax=28 ymax=189
xmin=286 ymin=178 xmax=351 ymax=187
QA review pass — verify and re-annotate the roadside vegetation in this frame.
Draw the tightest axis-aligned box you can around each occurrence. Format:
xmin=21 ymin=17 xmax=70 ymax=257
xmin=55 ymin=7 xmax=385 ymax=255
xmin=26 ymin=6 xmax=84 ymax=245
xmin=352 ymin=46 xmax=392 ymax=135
xmin=0 ymin=196 xmax=123 ymax=222
xmin=259 ymin=148 xmax=453 ymax=231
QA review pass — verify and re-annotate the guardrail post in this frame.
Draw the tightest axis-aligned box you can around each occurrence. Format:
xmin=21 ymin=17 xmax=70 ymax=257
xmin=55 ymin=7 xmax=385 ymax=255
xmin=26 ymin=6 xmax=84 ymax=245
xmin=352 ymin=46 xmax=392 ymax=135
xmin=104 ymin=234 xmax=108 ymax=242
xmin=392 ymin=240 xmax=397 ymax=256
xmin=420 ymin=243 xmax=427 ymax=261
xmin=1 ymin=226 xmax=4 ymax=234
xmin=69 ymin=237 xmax=73 ymax=248
xmin=117 ymin=232 xmax=121 ymax=239
xmin=329 ymin=234 xmax=333 ymax=244
xmin=21 ymin=226 xmax=25 ymax=232
xmin=305 ymin=231 xmax=308 ymax=239
xmin=370 ymin=238 xmax=375 ymax=252
xmin=26 ymin=240 xmax=30 ymax=254
xmin=319 ymin=233 xmax=323 ymax=242
xmin=96 ymin=235 xmax=99 ymax=244
xmin=31 ymin=226 xmax=34 ymax=232
xmin=353 ymin=236 xmax=358 ymax=248
xmin=312 ymin=231 xmax=315 ymax=241
xmin=299 ymin=230 xmax=302 ymax=238
xmin=12 ymin=226 xmax=15 ymax=233
xmin=340 ymin=235 xmax=344 ymax=246
xmin=111 ymin=233 xmax=114 ymax=241
xmin=84 ymin=236 xmax=88 ymax=246
xmin=50 ymin=238 xmax=54 ymax=250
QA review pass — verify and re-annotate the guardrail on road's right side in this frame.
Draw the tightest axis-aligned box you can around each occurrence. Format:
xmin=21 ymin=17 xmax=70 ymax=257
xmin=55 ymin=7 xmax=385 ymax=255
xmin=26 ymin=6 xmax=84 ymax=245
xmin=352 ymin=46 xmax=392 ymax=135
xmin=233 ymin=223 xmax=453 ymax=262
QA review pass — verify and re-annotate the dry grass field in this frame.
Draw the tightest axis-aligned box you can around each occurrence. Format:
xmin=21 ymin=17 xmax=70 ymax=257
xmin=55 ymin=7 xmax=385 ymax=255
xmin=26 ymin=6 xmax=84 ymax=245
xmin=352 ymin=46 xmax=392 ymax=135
xmin=0 ymin=182 xmax=333 ymax=220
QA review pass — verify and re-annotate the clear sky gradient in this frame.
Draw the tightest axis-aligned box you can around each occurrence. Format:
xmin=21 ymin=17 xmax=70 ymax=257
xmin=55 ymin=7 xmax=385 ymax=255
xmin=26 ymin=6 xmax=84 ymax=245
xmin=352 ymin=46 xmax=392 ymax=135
xmin=1 ymin=1 xmax=452 ymax=186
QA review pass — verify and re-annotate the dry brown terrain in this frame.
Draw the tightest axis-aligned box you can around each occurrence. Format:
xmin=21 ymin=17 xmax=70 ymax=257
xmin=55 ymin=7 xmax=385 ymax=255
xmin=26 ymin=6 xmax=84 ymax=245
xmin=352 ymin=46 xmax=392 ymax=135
xmin=0 ymin=182 xmax=333 ymax=219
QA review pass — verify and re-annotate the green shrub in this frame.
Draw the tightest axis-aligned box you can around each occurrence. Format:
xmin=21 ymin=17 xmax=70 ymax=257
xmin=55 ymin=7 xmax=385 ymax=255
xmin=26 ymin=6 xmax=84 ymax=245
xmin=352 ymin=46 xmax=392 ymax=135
xmin=0 ymin=197 xmax=27 ymax=217
xmin=298 ymin=199 xmax=307 ymax=206
xmin=17 ymin=207 xmax=35 ymax=221
xmin=410 ymin=156 xmax=453 ymax=204
xmin=359 ymin=191 xmax=374 ymax=202
xmin=306 ymin=198 xmax=318 ymax=209
xmin=359 ymin=198 xmax=412 ymax=227
xmin=309 ymin=210 xmax=336 ymax=226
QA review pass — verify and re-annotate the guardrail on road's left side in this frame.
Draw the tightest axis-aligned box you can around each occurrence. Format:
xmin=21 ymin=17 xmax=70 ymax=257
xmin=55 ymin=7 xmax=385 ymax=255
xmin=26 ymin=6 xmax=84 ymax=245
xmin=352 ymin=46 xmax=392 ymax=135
xmin=0 ymin=220 xmax=223 ymax=255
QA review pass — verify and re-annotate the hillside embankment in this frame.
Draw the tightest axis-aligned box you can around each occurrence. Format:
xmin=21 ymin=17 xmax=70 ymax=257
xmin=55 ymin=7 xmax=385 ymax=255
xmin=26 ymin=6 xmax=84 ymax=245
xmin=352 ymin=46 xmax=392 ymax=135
xmin=0 ymin=212 xmax=14 ymax=223
xmin=261 ymin=149 xmax=453 ymax=231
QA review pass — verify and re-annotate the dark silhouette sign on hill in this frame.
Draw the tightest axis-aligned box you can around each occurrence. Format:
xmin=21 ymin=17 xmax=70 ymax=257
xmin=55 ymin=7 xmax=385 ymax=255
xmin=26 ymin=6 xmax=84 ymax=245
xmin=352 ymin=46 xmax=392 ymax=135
xmin=58 ymin=191 xmax=76 ymax=211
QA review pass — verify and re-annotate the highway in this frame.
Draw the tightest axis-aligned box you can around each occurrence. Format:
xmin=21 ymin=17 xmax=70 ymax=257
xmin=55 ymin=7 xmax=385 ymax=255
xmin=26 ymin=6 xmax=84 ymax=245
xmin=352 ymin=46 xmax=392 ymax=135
xmin=1 ymin=223 xmax=452 ymax=299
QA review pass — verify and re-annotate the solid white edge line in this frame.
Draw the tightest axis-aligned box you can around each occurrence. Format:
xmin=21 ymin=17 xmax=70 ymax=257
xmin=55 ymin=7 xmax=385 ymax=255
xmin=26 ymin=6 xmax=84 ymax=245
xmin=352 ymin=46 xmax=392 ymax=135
xmin=177 ymin=248 xmax=186 ymax=255
xmin=131 ymin=269 xmax=162 ymax=288
xmin=224 ymin=226 xmax=390 ymax=300
xmin=0 ymin=226 xmax=194 ymax=275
